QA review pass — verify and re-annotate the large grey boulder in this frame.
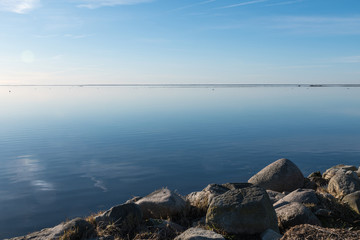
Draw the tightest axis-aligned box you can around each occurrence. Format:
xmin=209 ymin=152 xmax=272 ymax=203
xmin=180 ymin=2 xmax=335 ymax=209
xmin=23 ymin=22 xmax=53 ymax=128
xmin=136 ymin=188 xmax=186 ymax=219
xmin=248 ymin=158 xmax=304 ymax=192
xmin=174 ymin=227 xmax=225 ymax=240
xmin=8 ymin=218 xmax=95 ymax=240
xmin=327 ymin=169 xmax=360 ymax=198
xmin=323 ymin=164 xmax=358 ymax=180
xmin=206 ymin=185 xmax=279 ymax=235
xmin=275 ymin=202 xmax=321 ymax=231
xmin=273 ymin=189 xmax=319 ymax=207
xmin=342 ymin=190 xmax=360 ymax=214
xmin=95 ymin=203 xmax=142 ymax=232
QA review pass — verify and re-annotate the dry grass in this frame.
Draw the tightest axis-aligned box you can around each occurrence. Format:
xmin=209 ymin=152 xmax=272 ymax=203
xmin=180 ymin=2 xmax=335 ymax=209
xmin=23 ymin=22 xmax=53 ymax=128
xmin=282 ymin=224 xmax=360 ymax=240
xmin=59 ymin=227 xmax=79 ymax=240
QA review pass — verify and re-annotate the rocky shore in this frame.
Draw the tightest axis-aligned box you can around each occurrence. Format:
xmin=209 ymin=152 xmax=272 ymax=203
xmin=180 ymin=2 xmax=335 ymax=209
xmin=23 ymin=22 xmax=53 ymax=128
xmin=8 ymin=158 xmax=360 ymax=240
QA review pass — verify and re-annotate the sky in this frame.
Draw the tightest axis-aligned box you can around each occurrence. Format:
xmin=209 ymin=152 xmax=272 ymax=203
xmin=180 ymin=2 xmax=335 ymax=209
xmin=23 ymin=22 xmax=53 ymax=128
xmin=0 ymin=0 xmax=359 ymax=84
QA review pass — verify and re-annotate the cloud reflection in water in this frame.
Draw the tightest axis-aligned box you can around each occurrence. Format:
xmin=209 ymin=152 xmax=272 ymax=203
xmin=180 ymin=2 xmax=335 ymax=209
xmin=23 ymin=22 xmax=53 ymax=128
xmin=10 ymin=155 xmax=55 ymax=192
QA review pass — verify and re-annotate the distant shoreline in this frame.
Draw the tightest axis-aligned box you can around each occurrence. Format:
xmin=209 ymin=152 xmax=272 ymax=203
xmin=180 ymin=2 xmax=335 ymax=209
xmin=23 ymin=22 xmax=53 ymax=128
xmin=1 ymin=83 xmax=360 ymax=88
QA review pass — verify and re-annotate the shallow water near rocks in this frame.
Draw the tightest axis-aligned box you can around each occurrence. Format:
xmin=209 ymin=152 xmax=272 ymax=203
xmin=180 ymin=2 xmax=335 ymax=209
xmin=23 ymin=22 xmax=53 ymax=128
xmin=0 ymin=86 xmax=360 ymax=238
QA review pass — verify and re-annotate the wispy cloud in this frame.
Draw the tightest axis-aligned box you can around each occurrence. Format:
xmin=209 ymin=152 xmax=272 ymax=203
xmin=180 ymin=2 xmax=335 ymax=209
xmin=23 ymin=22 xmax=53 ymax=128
xmin=266 ymin=0 xmax=304 ymax=7
xmin=218 ymin=0 xmax=268 ymax=9
xmin=34 ymin=34 xmax=59 ymax=39
xmin=77 ymin=0 xmax=154 ymax=9
xmin=8 ymin=155 xmax=55 ymax=191
xmin=271 ymin=16 xmax=360 ymax=35
xmin=64 ymin=33 xmax=93 ymax=39
xmin=34 ymin=33 xmax=92 ymax=39
xmin=170 ymin=0 xmax=216 ymax=12
xmin=0 ymin=0 xmax=40 ymax=14
xmin=332 ymin=56 xmax=360 ymax=63
xmin=209 ymin=16 xmax=360 ymax=35
xmin=268 ymin=64 xmax=331 ymax=70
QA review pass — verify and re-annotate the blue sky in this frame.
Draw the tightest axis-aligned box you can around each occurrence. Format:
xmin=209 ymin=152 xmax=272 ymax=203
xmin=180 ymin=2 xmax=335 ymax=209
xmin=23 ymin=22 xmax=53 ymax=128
xmin=0 ymin=0 xmax=359 ymax=84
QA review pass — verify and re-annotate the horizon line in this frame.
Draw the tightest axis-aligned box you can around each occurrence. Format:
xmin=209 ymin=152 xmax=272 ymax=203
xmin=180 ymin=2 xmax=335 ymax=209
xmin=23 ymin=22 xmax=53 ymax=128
xmin=1 ymin=83 xmax=360 ymax=88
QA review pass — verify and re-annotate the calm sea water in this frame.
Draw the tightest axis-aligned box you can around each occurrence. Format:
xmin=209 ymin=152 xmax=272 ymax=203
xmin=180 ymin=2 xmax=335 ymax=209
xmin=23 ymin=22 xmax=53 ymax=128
xmin=1 ymin=86 xmax=360 ymax=238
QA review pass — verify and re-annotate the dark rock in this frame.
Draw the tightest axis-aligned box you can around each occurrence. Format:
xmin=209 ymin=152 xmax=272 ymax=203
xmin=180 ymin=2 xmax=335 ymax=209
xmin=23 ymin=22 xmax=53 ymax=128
xmin=303 ymin=178 xmax=317 ymax=190
xmin=260 ymin=228 xmax=282 ymax=240
xmin=248 ymin=158 xmax=304 ymax=192
xmin=95 ymin=203 xmax=142 ymax=233
xmin=356 ymin=167 xmax=360 ymax=178
xmin=314 ymin=209 xmax=332 ymax=217
xmin=307 ymin=171 xmax=328 ymax=188
xmin=206 ymin=185 xmax=279 ymax=235
xmin=308 ymin=171 xmax=322 ymax=178
xmin=192 ymin=217 xmax=206 ymax=227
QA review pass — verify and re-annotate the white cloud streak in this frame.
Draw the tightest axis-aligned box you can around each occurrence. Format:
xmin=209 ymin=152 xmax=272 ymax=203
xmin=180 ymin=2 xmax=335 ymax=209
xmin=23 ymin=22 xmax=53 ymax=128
xmin=210 ymin=16 xmax=360 ymax=35
xmin=64 ymin=33 xmax=93 ymax=39
xmin=170 ymin=0 xmax=216 ymax=12
xmin=77 ymin=0 xmax=154 ymax=9
xmin=266 ymin=0 xmax=304 ymax=7
xmin=271 ymin=16 xmax=360 ymax=35
xmin=332 ymin=56 xmax=360 ymax=63
xmin=0 ymin=0 xmax=40 ymax=14
xmin=219 ymin=0 xmax=268 ymax=9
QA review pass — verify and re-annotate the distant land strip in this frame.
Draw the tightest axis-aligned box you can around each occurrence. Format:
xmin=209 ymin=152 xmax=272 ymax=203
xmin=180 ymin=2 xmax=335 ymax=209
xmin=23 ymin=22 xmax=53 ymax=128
xmin=1 ymin=84 xmax=360 ymax=88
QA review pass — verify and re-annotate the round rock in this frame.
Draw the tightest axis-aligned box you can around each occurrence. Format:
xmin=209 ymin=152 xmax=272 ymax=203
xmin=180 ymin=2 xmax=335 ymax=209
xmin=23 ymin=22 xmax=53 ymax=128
xmin=248 ymin=158 xmax=304 ymax=192
xmin=275 ymin=202 xmax=321 ymax=231
xmin=327 ymin=170 xmax=360 ymax=198
xmin=136 ymin=188 xmax=186 ymax=219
